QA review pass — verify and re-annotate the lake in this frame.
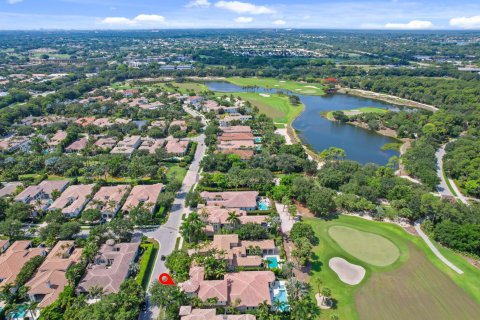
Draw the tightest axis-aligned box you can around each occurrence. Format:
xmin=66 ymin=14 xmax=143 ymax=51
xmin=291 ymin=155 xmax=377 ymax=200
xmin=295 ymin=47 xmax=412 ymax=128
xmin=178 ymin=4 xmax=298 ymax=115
xmin=206 ymin=81 xmax=401 ymax=165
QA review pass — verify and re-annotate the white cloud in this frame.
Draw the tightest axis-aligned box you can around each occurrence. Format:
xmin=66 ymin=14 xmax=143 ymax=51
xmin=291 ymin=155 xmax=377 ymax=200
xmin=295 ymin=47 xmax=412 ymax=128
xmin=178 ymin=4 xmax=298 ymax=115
xmin=186 ymin=0 xmax=211 ymax=8
xmin=235 ymin=16 xmax=253 ymax=23
xmin=100 ymin=17 xmax=137 ymax=26
xmin=450 ymin=16 xmax=480 ymax=29
xmin=7 ymin=0 xmax=23 ymax=4
xmin=215 ymin=1 xmax=275 ymax=15
xmin=273 ymin=19 xmax=286 ymax=26
xmin=385 ymin=20 xmax=433 ymax=29
xmin=133 ymin=14 xmax=165 ymax=23
xmin=100 ymin=14 xmax=165 ymax=26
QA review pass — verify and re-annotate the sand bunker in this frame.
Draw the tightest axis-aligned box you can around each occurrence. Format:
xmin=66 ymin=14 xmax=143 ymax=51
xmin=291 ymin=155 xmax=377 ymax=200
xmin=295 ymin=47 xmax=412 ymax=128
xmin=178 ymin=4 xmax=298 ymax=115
xmin=304 ymin=85 xmax=318 ymax=89
xmin=329 ymin=257 xmax=365 ymax=285
xmin=259 ymin=93 xmax=270 ymax=97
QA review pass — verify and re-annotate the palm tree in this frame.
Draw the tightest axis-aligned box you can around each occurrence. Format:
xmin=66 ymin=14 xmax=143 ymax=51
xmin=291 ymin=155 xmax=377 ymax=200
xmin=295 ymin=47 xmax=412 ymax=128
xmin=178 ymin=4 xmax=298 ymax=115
xmin=256 ymin=300 xmax=271 ymax=320
xmin=199 ymin=207 xmax=209 ymax=222
xmin=321 ymin=287 xmax=332 ymax=306
xmin=272 ymin=299 xmax=286 ymax=314
xmin=288 ymin=204 xmax=297 ymax=220
xmin=286 ymin=277 xmax=305 ymax=301
xmin=290 ymin=297 xmax=312 ymax=320
xmin=88 ymin=285 xmax=104 ymax=299
xmin=226 ymin=211 xmax=241 ymax=230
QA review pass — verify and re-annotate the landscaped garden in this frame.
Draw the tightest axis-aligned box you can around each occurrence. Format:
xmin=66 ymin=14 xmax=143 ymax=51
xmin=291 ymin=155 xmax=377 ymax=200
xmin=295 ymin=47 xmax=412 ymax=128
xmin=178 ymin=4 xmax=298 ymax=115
xmin=305 ymin=215 xmax=480 ymax=320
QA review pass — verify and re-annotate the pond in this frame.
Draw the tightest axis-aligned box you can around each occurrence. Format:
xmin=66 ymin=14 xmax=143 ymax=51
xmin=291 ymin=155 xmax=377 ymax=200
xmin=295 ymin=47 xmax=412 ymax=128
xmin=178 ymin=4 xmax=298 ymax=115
xmin=206 ymin=81 xmax=402 ymax=165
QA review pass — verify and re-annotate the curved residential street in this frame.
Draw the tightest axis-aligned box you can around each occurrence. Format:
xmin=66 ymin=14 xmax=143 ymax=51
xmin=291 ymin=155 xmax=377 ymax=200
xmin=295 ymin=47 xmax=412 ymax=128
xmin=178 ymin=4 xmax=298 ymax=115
xmin=139 ymin=105 xmax=208 ymax=320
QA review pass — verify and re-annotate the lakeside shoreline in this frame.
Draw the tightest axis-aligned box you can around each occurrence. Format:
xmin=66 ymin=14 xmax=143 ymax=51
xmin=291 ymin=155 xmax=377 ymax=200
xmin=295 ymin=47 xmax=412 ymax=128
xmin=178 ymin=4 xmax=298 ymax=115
xmin=337 ymin=87 xmax=439 ymax=112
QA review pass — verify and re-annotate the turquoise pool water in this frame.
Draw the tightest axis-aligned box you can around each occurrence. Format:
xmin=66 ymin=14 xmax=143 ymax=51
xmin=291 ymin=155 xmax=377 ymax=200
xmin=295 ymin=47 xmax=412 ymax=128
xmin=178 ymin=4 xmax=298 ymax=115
xmin=272 ymin=284 xmax=290 ymax=312
xmin=255 ymin=137 xmax=262 ymax=143
xmin=257 ymin=200 xmax=269 ymax=210
xmin=7 ymin=305 xmax=27 ymax=320
xmin=267 ymin=257 xmax=279 ymax=268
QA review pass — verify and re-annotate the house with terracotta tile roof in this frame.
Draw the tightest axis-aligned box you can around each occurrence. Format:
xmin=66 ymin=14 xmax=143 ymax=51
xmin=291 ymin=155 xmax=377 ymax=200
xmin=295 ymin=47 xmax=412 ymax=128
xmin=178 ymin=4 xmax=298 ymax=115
xmin=180 ymin=266 xmax=275 ymax=310
xmin=218 ymin=140 xmax=255 ymax=151
xmin=47 ymin=131 xmax=67 ymax=149
xmin=94 ymin=137 xmax=117 ymax=150
xmin=49 ymin=184 xmax=95 ymax=218
xmin=169 ymin=120 xmax=188 ymax=131
xmin=198 ymin=205 xmax=268 ymax=234
xmin=77 ymin=240 xmax=139 ymax=295
xmin=0 ymin=181 xmax=23 ymax=198
xmin=0 ymin=241 xmax=46 ymax=289
xmin=218 ymin=132 xmax=255 ymax=142
xmin=15 ymin=180 xmax=69 ymax=212
xmin=179 ymin=307 xmax=256 ymax=320
xmin=165 ymin=138 xmax=189 ymax=156
xmin=110 ymin=135 xmax=142 ymax=157
xmin=191 ymin=234 xmax=276 ymax=269
xmin=139 ymin=138 xmax=165 ymax=154
xmin=219 ymin=115 xmax=252 ymax=128
xmin=26 ymin=241 xmax=82 ymax=309
xmin=75 ymin=117 xmax=95 ymax=127
xmin=221 ymin=126 xmax=252 ymax=134
xmin=149 ymin=120 xmax=167 ymax=129
xmin=121 ymin=184 xmax=164 ymax=214
xmin=200 ymin=191 xmax=259 ymax=211
xmin=0 ymin=136 xmax=31 ymax=153
xmin=92 ymin=117 xmax=114 ymax=127
xmin=65 ymin=137 xmax=88 ymax=153
xmin=86 ymin=185 xmax=130 ymax=220
xmin=123 ymin=89 xmax=139 ymax=97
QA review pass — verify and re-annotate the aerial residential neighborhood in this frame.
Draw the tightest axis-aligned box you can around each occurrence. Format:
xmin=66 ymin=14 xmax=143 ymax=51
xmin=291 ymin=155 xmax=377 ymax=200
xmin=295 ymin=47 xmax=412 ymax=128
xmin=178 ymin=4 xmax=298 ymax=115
xmin=1 ymin=1 xmax=480 ymax=320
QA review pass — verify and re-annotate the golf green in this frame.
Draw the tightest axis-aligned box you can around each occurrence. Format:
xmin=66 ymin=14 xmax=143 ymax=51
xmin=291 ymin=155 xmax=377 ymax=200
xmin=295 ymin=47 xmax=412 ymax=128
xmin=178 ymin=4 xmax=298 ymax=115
xmin=328 ymin=226 xmax=400 ymax=267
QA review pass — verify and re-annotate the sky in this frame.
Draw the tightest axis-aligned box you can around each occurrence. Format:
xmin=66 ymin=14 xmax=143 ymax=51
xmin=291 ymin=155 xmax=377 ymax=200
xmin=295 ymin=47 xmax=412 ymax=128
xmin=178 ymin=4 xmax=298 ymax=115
xmin=0 ymin=0 xmax=479 ymax=30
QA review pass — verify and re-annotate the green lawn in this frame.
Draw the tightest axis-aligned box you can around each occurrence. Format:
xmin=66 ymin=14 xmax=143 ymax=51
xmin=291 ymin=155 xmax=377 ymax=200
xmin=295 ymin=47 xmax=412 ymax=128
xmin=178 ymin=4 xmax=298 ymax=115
xmin=305 ymin=215 xmax=480 ymax=320
xmin=325 ymin=107 xmax=387 ymax=121
xmin=166 ymin=164 xmax=188 ymax=183
xmin=328 ymin=226 xmax=400 ymax=267
xmin=226 ymin=77 xmax=326 ymax=96
xmin=227 ymin=92 xmax=304 ymax=124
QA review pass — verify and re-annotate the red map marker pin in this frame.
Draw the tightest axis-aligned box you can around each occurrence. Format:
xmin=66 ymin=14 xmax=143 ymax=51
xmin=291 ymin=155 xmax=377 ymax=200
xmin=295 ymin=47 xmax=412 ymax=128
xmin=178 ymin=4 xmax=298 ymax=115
xmin=158 ymin=273 xmax=175 ymax=286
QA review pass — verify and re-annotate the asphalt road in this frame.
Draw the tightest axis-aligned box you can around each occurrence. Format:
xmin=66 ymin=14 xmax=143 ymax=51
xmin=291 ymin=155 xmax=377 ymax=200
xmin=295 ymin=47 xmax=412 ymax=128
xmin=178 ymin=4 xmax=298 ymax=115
xmin=139 ymin=106 xmax=208 ymax=320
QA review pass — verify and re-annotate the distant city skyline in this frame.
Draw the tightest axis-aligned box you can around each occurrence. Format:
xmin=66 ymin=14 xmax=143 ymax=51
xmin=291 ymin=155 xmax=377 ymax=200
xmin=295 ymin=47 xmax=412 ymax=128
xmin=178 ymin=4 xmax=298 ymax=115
xmin=0 ymin=0 xmax=479 ymax=30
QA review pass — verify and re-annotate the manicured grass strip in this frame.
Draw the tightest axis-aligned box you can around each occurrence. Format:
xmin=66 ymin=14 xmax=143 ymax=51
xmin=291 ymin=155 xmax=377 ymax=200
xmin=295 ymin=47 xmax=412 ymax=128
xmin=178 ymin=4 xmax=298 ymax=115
xmin=328 ymin=226 xmax=400 ymax=267
xmin=226 ymin=77 xmax=326 ymax=96
xmin=136 ymin=239 xmax=160 ymax=290
xmin=443 ymin=170 xmax=458 ymax=197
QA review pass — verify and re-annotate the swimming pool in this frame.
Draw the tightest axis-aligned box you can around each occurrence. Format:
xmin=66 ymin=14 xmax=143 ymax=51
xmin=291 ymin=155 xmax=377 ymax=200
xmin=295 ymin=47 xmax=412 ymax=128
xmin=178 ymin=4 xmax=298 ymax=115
xmin=267 ymin=256 xmax=279 ymax=268
xmin=272 ymin=282 xmax=290 ymax=312
xmin=255 ymin=137 xmax=262 ymax=143
xmin=7 ymin=305 xmax=27 ymax=320
xmin=257 ymin=199 xmax=270 ymax=210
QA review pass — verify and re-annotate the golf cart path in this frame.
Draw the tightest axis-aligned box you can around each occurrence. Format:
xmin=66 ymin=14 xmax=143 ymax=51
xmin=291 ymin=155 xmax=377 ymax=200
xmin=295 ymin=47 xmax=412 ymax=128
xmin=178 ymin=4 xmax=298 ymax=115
xmin=414 ymin=221 xmax=463 ymax=274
